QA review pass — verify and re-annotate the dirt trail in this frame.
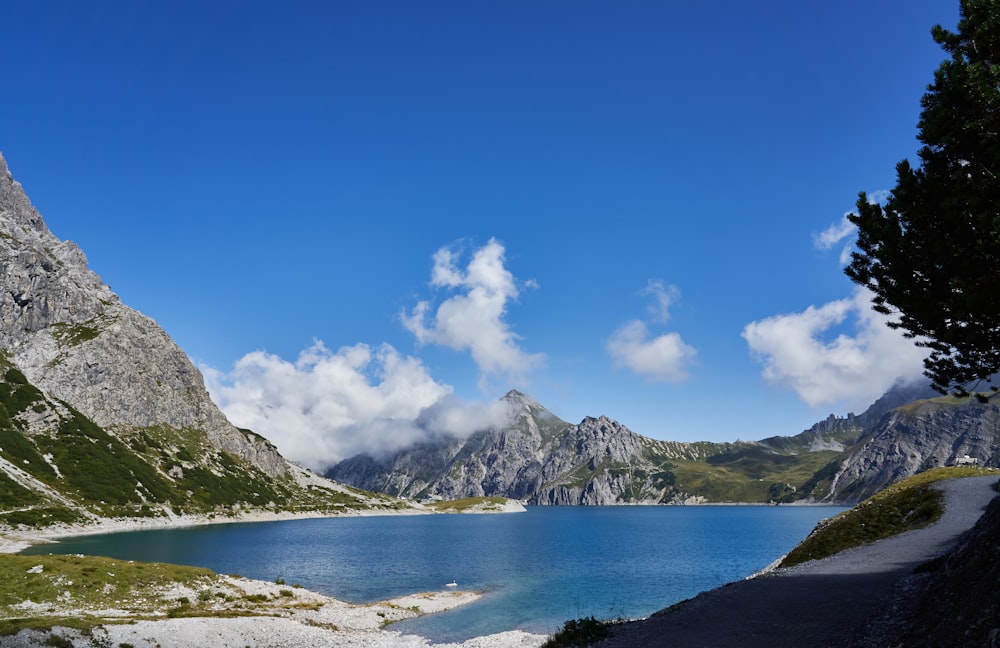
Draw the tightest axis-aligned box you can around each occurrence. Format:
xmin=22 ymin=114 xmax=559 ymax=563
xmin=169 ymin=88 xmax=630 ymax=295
xmin=596 ymin=475 xmax=999 ymax=648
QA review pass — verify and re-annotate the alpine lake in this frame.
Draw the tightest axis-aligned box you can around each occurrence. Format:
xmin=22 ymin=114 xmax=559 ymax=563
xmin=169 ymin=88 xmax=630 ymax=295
xmin=22 ymin=505 xmax=846 ymax=642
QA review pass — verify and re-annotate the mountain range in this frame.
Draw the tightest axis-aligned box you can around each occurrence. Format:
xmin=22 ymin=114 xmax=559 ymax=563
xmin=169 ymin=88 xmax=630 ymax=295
xmin=329 ymin=383 xmax=999 ymax=505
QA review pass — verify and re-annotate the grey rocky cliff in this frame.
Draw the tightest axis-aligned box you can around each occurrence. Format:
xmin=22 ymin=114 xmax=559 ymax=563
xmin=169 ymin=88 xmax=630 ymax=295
xmin=828 ymin=397 xmax=1000 ymax=501
xmin=0 ymin=153 xmax=287 ymax=477
xmin=530 ymin=415 xmax=650 ymax=505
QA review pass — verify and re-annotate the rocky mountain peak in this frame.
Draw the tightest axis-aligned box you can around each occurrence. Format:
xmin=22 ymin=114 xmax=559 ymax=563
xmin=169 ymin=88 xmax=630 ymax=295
xmin=0 ymin=152 xmax=288 ymax=477
xmin=502 ymin=389 xmax=540 ymax=411
xmin=0 ymin=154 xmax=47 ymax=235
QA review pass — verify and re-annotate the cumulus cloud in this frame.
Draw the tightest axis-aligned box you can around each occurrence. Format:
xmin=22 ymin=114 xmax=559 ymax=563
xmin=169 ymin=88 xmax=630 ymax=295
xmin=203 ymin=341 xmax=514 ymax=472
xmin=607 ymin=281 xmax=696 ymax=382
xmin=741 ymin=288 xmax=926 ymax=410
xmin=607 ymin=321 xmax=697 ymax=382
xmin=402 ymin=238 xmax=543 ymax=388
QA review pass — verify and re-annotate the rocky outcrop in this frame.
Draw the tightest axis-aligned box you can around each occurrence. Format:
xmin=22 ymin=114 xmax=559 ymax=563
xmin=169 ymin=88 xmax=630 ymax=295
xmin=0 ymin=153 xmax=286 ymax=477
xmin=529 ymin=415 xmax=649 ymax=505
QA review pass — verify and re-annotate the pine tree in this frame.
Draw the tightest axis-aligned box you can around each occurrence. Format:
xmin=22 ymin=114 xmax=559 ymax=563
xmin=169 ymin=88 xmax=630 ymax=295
xmin=846 ymin=0 xmax=1000 ymax=397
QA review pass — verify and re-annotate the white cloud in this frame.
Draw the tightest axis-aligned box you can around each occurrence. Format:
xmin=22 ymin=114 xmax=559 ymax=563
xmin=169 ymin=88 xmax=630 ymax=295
xmin=813 ymin=214 xmax=856 ymax=251
xmin=402 ymin=238 xmax=543 ymax=388
xmin=741 ymin=288 xmax=926 ymax=410
xmin=203 ymin=341 xmax=513 ymax=472
xmin=643 ymin=279 xmax=679 ymax=323
xmin=607 ymin=320 xmax=697 ymax=383
xmin=607 ymin=281 xmax=696 ymax=382
xmin=416 ymin=394 xmax=518 ymax=439
xmin=867 ymin=189 xmax=891 ymax=205
xmin=837 ymin=244 xmax=853 ymax=266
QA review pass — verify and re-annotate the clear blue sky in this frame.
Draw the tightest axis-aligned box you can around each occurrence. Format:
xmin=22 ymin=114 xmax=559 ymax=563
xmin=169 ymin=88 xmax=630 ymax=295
xmin=3 ymin=1 xmax=956 ymax=469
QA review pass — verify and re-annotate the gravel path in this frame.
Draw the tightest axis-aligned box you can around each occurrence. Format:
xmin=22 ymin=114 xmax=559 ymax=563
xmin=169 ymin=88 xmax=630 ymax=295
xmin=596 ymin=475 xmax=1000 ymax=648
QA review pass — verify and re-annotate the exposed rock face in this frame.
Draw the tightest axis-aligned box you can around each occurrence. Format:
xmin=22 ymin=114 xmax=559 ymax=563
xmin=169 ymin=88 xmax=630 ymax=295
xmin=529 ymin=415 xmax=649 ymax=505
xmin=0 ymin=153 xmax=287 ymax=477
xmin=828 ymin=397 xmax=1000 ymax=501
xmin=758 ymin=381 xmax=939 ymax=455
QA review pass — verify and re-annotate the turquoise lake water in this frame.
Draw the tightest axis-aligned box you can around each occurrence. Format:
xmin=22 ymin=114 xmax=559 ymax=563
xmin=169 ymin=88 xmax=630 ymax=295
xmin=23 ymin=505 xmax=844 ymax=641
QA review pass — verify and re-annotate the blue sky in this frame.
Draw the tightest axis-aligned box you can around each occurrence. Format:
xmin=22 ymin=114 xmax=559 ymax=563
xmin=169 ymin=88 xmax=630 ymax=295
xmin=3 ymin=1 xmax=955 ymax=469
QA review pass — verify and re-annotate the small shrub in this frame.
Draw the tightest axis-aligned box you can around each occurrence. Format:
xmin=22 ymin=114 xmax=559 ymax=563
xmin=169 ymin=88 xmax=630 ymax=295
xmin=44 ymin=634 xmax=73 ymax=648
xmin=543 ymin=616 xmax=609 ymax=648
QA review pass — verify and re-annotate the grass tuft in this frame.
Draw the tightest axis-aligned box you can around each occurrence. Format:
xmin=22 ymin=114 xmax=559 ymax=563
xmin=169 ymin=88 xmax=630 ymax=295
xmin=425 ymin=496 xmax=511 ymax=512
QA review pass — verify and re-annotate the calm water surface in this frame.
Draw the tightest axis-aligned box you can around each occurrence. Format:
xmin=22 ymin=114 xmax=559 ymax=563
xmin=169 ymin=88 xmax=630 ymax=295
xmin=23 ymin=506 xmax=844 ymax=641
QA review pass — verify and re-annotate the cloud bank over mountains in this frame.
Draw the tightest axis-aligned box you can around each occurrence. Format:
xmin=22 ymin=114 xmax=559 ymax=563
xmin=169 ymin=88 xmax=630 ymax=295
xmin=206 ymin=238 xmax=539 ymax=471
